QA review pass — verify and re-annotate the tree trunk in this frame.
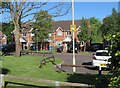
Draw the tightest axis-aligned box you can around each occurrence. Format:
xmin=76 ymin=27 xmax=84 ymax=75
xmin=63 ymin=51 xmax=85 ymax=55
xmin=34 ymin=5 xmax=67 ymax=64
xmin=84 ymin=42 xmax=86 ymax=52
xmin=14 ymin=27 xmax=21 ymax=57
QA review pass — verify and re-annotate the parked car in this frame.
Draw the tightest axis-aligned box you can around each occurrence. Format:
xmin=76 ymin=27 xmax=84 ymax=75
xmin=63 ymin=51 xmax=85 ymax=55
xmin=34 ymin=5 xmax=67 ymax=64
xmin=56 ymin=46 xmax=63 ymax=53
xmin=92 ymin=50 xmax=111 ymax=68
xmin=90 ymin=43 xmax=103 ymax=51
xmin=2 ymin=43 xmax=15 ymax=54
xmin=67 ymin=43 xmax=80 ymax=53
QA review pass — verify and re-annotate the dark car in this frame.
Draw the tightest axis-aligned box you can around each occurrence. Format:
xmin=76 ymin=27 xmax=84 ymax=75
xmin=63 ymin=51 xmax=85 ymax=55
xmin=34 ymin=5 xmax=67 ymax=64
xmin=67 ymin=43 xmax=80 ymax=53
xmin=90 ymin=43 xmax=103 ymax=51
xmin=56 ymin=46 xmax=63 ymax=53
xmin=2 ymin=43 xmax=15 ymax=54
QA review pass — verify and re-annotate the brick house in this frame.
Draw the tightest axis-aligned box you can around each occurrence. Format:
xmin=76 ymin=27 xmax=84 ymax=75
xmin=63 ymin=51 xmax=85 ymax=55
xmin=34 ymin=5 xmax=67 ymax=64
xmin=49 ymin=20 xmax=81 ymax=48
xmin=20 ymin=28 xmax=34 ymax=50
xmin=0 ymin=31 xmax=7 ymax=45
xmin=19 ymin=23 xmax=35 ymax=50
xmin=19 ymin=23 xmax=49 ymax=50
xmin=17 ymin=20 xmax=82 ymax=50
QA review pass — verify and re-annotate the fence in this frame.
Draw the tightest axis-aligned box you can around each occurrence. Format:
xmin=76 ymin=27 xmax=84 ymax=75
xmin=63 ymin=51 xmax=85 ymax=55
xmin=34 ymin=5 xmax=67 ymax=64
xmin=2 ymin=75 xmax=94 ymax=88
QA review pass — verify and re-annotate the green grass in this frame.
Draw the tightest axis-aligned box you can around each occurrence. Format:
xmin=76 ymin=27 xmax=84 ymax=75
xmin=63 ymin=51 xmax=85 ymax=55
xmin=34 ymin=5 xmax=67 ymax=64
xmin=2 ymin=56 xmax=68 ymax=81
xmin=2 ymin=55 xmax=109 ymax=87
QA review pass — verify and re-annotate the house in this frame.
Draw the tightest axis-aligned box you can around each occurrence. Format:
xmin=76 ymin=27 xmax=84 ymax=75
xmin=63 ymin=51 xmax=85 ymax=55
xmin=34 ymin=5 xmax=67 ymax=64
xmin=19 ymin=23 xmax=49 ymax=50
xmin=19 ymin=23 xmax=35 ymax=50
xmin=14 ymin=20 xmax=82 ymax=50
xmin=49 ymin=20 xmax=81 ymax=48
xmin=0 ymin=31 xmax=7 ymax=45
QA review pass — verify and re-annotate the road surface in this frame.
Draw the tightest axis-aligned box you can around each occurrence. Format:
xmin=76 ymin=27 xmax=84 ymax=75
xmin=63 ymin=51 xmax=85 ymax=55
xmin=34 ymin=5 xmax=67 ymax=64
xmin=54 ymin=52 xmax=109 ymax=74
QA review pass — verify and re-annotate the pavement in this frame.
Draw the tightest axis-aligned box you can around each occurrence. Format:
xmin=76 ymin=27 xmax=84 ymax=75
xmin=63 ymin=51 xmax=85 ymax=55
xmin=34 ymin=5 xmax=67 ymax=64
xmin=53 ymin=52 xmax=109 ymax=74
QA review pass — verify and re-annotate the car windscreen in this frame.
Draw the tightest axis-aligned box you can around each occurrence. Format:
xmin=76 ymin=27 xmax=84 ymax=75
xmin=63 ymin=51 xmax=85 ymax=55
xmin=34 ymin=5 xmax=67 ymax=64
xmin=96 ymin=52 xmax=109 ymax=56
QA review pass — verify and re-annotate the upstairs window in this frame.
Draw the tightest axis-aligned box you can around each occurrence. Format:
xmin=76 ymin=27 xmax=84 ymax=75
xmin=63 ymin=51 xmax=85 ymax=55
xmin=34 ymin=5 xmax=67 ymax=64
xmin=57 ymin=31 xmax=62 ymax=36
xmin=23 ymin=33 xmax=27 ymax=37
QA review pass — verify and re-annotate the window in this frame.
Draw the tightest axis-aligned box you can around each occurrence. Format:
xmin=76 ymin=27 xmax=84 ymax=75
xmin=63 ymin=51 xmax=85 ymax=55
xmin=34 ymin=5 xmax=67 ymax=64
xmin=96 ymin=52 xmax=109 ymax=56
xmin=23 ymin=33 xmax=27 ymax=36
xmin=80 ymin=41 xmax=84 ymax=46
xmin=57 ymin=31 xmax=62 ymax=36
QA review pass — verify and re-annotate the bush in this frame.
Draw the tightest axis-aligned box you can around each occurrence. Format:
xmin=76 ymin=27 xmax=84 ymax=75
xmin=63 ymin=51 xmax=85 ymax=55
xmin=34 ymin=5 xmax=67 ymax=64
xmin=108 ymin=76 xmax=120 ymax=88
xmin=107 ymin=32 xmax=120 ymax=88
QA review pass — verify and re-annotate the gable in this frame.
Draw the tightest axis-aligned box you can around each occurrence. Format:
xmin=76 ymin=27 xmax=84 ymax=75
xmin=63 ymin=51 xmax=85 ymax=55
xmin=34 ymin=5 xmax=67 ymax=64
xmin=52 ymin=20 xmax=81 ymax=31
xmin=55 ymin=27 xmax=63 ymax=32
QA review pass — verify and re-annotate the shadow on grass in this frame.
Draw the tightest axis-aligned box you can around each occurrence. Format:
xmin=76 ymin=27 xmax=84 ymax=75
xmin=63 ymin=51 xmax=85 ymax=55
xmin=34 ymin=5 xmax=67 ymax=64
xmin=4 ymin=81 xmax=53 ymax=88
xmin=67 ymin=73 xmax=109 ymax=88
xmin=1 ymin=68 xmax=10 ymax=75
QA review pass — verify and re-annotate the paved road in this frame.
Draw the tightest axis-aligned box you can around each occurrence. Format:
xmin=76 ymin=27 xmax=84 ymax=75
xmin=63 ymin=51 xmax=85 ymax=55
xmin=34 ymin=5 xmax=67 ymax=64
xmin=53 ymin=52 xmax=109 ymax=74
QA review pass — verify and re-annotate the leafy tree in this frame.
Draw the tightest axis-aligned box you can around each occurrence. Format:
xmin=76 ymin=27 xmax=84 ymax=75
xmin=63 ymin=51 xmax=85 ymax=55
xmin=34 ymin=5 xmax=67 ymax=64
xmin=101 ymin=8 xmax=119 ymax=38
xmin=100 ymin=8 xmax=119 ymax=49
xmin=1 ymin=2 xmax=71 ymax=56
xmin=32 ymin=10 xmax=52 ymax=50
xmin=99 ymin=8 xmax=120 ymax=88
xmin=109 ymin=75 xmax=120 ymax=88
xmin=107 ymin=32 xmax=120 ymax=88
xmin=107 ymin=33 xmax=120 ymax=69
xmin=2 ymin=22 xmax=14 ymax=43
xmin=89 ymin=17 xmax=102 ymax=43
xmin=77 ymin=17 xmax=90 ymax=52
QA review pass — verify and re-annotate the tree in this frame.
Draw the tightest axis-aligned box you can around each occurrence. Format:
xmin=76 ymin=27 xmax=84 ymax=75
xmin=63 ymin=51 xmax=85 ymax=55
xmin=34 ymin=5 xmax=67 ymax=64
xmin=77 ymin=17 xmax=90 ymax=52
xmin=107 ymin=33 xmax=120 ymax=69
xmin=2 ymin=22 xmax=14 ymax=43
xmin=32 ymin=10 xmax=52 ymax=50
xmin=1 ymin=2 xmax=71 ymax=56
xmin=100 ymin=8 xmax=119 ymax=49
xmin=107 ymin=32 xmax=120 ymax=88
xmin=101 ymin=8 xmax=119 ymax=38
xmin=89 ymin=17 xmax=102 ymax=43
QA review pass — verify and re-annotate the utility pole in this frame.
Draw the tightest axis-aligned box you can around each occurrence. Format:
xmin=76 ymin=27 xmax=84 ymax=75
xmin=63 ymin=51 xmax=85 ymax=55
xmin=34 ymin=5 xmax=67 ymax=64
xmin=72 ymin=0 xmax=76 ymax=73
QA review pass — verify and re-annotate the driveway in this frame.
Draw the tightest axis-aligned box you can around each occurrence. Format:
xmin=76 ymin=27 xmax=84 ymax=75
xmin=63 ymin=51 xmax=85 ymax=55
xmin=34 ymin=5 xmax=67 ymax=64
xmin=53 ymin=52 xmax=109 ymax=74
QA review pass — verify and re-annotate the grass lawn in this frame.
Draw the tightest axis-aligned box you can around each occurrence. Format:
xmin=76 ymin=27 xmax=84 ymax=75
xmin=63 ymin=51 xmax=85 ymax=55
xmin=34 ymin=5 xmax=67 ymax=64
xmin=2 ymin=55 xmax=68 ymax=81
xmin=1 ymin=55 xmax=110 ymax=87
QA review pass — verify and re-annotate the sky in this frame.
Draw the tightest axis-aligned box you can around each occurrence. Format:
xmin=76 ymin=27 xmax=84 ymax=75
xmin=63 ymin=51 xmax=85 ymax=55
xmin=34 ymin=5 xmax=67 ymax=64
xmin=53 ymin=2 xmax=119 ymax=21
xmin=0 ymin=1 xmax=119 ymax=22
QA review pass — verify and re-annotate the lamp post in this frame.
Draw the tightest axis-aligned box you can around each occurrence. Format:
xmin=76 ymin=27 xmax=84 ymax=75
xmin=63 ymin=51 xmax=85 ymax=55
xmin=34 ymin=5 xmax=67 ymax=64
xmin=11 ymin=32 xmax=14 ymax=43
xmin=72 ymin=0 xmax=76 ymax=73
xmin=36 ymin=29 xmax=39 ymax=51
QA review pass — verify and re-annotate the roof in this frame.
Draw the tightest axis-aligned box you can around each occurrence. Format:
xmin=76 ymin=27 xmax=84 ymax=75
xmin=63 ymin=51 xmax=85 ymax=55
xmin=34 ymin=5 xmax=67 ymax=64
xmin=63 ymin=36 xmax=71 ymax=42
xmin=21 ymin=22 xmax=34 ymax=33
xmin=51 ymin=20 xmax=81 ymax=31
xmin=96 ymin=50 xmax=108 ymax=53
xmin=20 ymin=20 xmax=81 ymax=33
xmin=19 ymin=37 xmax=27 ymax=42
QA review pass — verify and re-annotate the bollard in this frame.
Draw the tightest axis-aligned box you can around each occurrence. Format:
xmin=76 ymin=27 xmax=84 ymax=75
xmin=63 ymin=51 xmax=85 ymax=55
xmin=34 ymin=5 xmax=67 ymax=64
xmin=55 ymin=81 xmax=60 ymax=88
xmin=0 ymin=74 xmax=4 ymax=88
xmin=98 ymin=66 xmax=102 ymax=75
